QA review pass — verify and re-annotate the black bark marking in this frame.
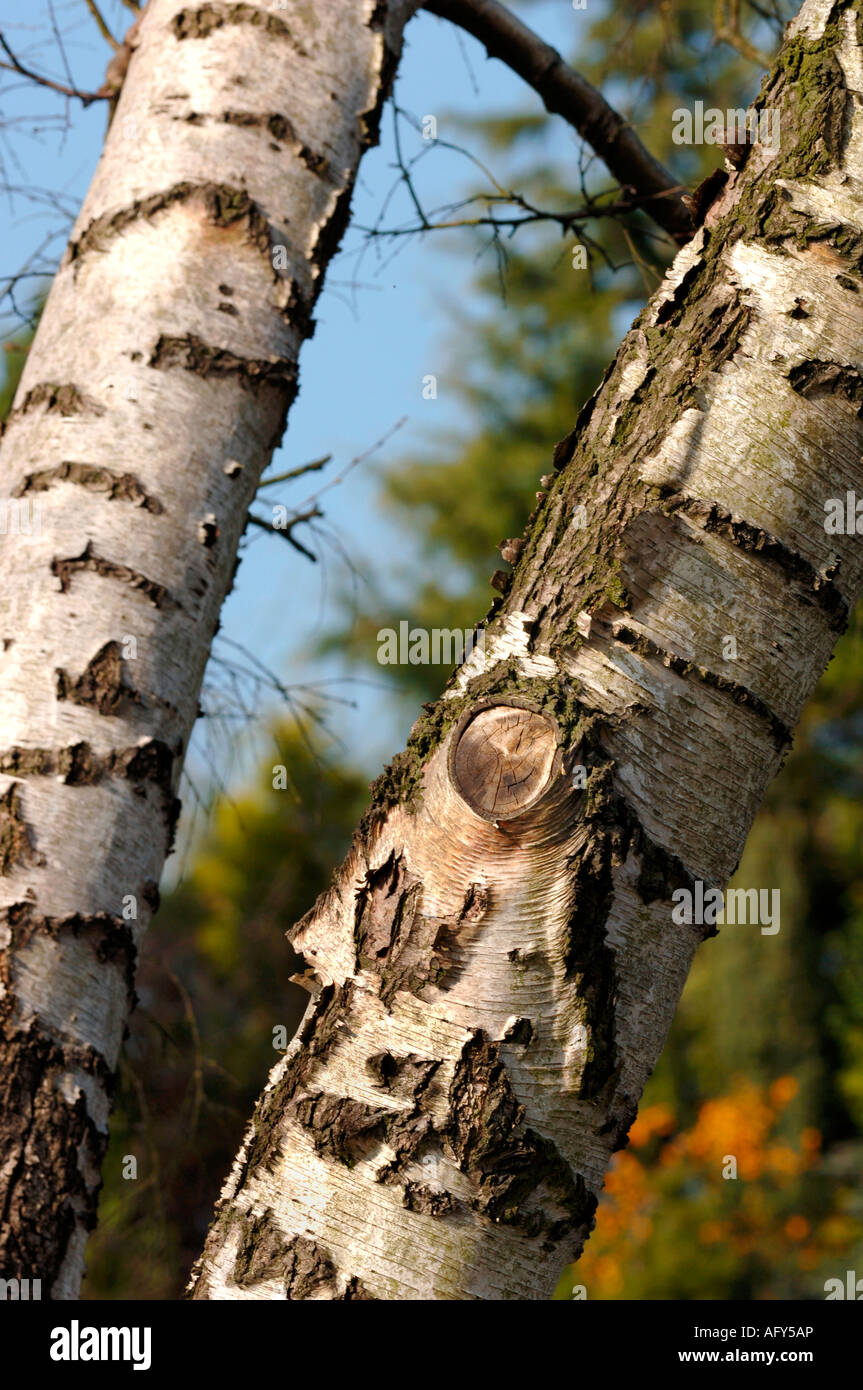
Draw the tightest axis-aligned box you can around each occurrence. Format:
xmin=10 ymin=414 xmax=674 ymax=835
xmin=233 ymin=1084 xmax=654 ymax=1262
xmin=400 ymin=1180 xmax=459 ymax=1219
xmin=284 ymin=281 xmax=316 ymax=340
xmin=142 ymin=879 xmax=160 ymax=913
xmin=0 ymin=383 xmax=103 ymax=436
xmin=172 ymin=3 xmax=310 ymax=55
xmin=292 ymin=1092 xmax=390 ymax=1167
xmin=682 ymin=166 xmax=730 ymax=229
xmin=231 ymin=1210 xmax=364 ymax=1299
xmin=0 ymin=1017 xmax=111 ymax=1288
xmin=197 ymin=515 xmax=220 ymax=549
xmin=51 ymin=540 xmax=177 ymax=610
xmin=366 ymin=1051 xmax=440 ymax=1098
xmin=659 ymin=489 xmax=848 ymax=631
xmin=788 ymin=359 xmax=863 ymax=413
xmin=444 ymin=1030 xmax=595 ymax=1245
xmin=0 ymin=784 xmax=45 ymax=875
xmin=576 ymin=740 xmax=703 ymax=909
xmin=237 ymin=982 xmax=351 ymax=1183
xmin=309 ymin=186 xmax=355 ymax=281
xmin=295 ymin=1081 xmax=441 ymax=1183
xmin=430 ymin=882 xmax=493 ymax=992
xmin=148 ymin=333 xmax=297 ymax=393
xmin=3 ymin=900 xmax=138 ymax=1003
xmin=56 ymin=641 xmax=143 ymax=717
xmin=354 ymin=851 xmax=417 ymax=966
xmin=354 ymin=849 xmax=426 ymax=991
xmin=562 ymin=837 xmax=620 ymax=1098
xmin=366 ymin=1050 xmax=400 ymax=1087
xmin=0 ymin=740 xmax=180 ymax=848
xmin=66 ymin=182 xmax=275 ymax=267
xmin=13 ymin=462 xmax=163 ymax=514
xmin=217 ymin=110 xmax=329 ymax=174
xmin=353 ymin=851 xmax=493 ymax=1001
xmin=610 ymin=622 xmax=793 ymax=750
xmin=101 ymin=13 xmax=142 ymax=117
xmin=598 ymin=1097 xmax=640 ymax=1155
xmin=344 ymin=1275 xmax=375 ymax=1299
xmin=558 ymin=746 xmax=710 ymax=1097
xmin=502 ymin=1017 xmax=534 ymax=1045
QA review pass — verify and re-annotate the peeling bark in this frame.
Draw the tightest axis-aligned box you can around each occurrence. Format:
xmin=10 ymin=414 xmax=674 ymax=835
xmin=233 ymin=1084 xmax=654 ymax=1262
xmin=190 ymin=0 xmax=863 ymax=1300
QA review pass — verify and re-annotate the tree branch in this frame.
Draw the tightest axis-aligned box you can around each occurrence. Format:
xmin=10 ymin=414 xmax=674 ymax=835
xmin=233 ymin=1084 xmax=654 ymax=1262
xmin=714 ymin=0 xmax=772 ymax=67
xmin=256 ymin=454 xmax=332 ymax=490
xmin=84 ymin=0 xmax=120 ymax=49
xmin=247 ymin=506 xmax=322 ymax=562
xmin=0 ymin=32 xmax=107 ymax=106
xmin=424 ymin=0 xmax=693 ymax=244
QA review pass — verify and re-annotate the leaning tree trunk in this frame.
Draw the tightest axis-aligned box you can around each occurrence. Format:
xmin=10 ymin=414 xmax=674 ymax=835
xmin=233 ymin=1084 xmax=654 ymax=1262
xmin=0 ymin=0 xmax=419 ymax=1299
xmin=189 ymin=0 xmax=863 ymax=1300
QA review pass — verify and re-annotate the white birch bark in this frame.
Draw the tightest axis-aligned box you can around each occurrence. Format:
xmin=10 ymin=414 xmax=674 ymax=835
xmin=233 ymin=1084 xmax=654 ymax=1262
xmin=189 ymin=0 xmax=863 ymax=1301
xmin=0 ymin=0 xmax=419 ymax=1299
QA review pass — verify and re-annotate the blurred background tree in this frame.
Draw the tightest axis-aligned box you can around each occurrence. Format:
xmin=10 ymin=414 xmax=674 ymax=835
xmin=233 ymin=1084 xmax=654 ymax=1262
xmin=3 ymin=0 xmax=858 ymax=1298
xmin=83 ymin=726 xmax=367 ymax=1299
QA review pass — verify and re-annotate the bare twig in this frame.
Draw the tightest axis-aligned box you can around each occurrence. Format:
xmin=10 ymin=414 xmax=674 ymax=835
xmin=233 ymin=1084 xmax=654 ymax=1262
xmin=358 ymin=116 xmax=660 ymax=274
xmin=257 ymin=454 xmax=332 ymax=491
xmin=0 ymin=32 xmax=107 ymax=106
xmin=247 ymin=505 xmax=322 ymax=562
xmin=359 ymin=192 xmax=663 ymax=239
xmin=714 ymin=0 xmax=773 ymax=67
xmin=392 ymin=103 xmax=431 ymax=230
xmin=423 ymin=0 xmax=692 ymax=243
xmin=84 ymin=0 xmax=120 ymax=49
xmin=297 ymin=417 xmax=407 ymax=509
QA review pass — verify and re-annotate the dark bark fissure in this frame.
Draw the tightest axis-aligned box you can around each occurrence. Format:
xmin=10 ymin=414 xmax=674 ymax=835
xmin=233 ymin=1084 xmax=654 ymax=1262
xmin=67 ymin=182 xmax=276 ymax=268
xmin=148 ymin=333 xmax=298 ymax=391
xmin=234 ymin=982 xmax=353 ymax=1188
xmin=0 ymin=383 xmax=103 ymax=435
xmin=0 ymin=739 xmax=180 ymax=846
xmin=444 ymin=1030 xmax=596 ymax=1244
xmin=231 ymin=1209 xmax=372 ymax=1299
xmin=0 ymin=785 xmax=45 ymax=876
xmin=193 ymin=111 xmax=332 ymax=175
xmin=3 ymin=901 xmax=138 ymax=1005
xmin=657 ymin=490 xmax=849 ymax=631
xmin=607 ymin=622 xmax=793 ymax=750
xmin=172 ymin=3 xmax=311 ymax=53
xmin=0 ymin=1017 xmax=112 ymax=1288
xmin=787 ymin=359 xmax=863 ymax=411
xmin=13 ymin=462 xmax=164 ymax=514
xmin=51 ymin=540 xmax=179 ymax=611
xmin=56 ymin=642 xmax=144 ymax=718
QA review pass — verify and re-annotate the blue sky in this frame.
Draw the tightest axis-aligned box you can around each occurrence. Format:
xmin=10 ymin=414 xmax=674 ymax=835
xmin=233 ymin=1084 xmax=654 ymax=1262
xmin=0 ymin=0 xmax=595 ymax=821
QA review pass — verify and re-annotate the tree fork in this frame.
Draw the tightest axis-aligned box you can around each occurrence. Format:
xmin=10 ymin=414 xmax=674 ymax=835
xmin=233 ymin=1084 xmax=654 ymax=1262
xmin=190 ymin=0 xmax=863 ymax=1299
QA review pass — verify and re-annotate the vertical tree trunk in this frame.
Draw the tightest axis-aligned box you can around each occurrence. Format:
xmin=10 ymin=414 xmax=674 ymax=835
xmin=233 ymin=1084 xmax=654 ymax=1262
xmin=0 ymin=0 xmax=418 ymax=1299
xmin=190 ymin=0 xmax=863 ymax=1300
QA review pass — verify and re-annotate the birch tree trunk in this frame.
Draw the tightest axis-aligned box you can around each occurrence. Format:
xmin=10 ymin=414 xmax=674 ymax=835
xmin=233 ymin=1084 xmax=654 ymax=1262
xmin=0 ymin=0 xmax=419 ymax=1300
xmin=189 ymin=0 xmax=863 ymax=1301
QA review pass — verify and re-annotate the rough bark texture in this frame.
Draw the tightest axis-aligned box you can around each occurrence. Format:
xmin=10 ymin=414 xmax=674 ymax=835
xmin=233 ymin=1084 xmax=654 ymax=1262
xmin=189 ymin=0 xmax=863 ymax=1300
xmin=0 ymin=0 xmax=419 ymax=1299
